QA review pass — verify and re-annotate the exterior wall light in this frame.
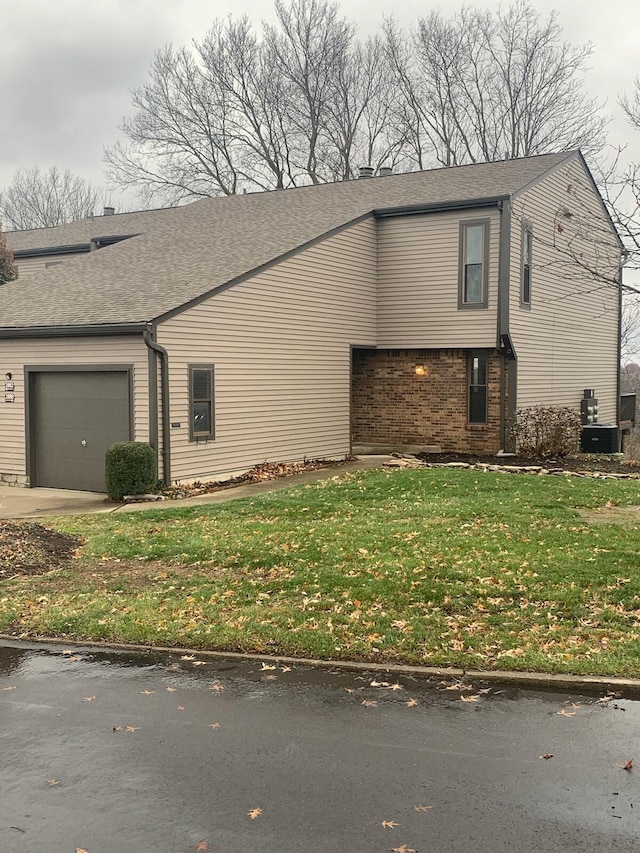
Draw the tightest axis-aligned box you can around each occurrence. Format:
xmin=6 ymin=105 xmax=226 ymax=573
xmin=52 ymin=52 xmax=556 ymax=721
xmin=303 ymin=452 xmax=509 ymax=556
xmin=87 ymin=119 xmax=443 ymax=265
xmin=4 ymin=372 xmax=11 ymax=381
xmin=414 ymin=364 xmax=426 ymax=376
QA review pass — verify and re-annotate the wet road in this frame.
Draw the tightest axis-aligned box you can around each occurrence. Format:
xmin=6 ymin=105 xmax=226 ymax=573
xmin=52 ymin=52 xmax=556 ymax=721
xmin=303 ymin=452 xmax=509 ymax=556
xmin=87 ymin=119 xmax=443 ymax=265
xmin=1 ymin=640 xmax=638 ymax=853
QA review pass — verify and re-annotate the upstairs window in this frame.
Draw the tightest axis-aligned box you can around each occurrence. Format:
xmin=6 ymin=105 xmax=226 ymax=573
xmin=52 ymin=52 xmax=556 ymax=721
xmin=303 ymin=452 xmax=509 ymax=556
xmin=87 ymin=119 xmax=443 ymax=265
xmin=459 ymin=220 xmax=489 ymax=308
xmin=189 ymin=365 xmax=215 ymax=441
xmin=521 ymin=223 xmax=533 ymax=307
xmin=468 ymin=350 xmax=488 ymax=424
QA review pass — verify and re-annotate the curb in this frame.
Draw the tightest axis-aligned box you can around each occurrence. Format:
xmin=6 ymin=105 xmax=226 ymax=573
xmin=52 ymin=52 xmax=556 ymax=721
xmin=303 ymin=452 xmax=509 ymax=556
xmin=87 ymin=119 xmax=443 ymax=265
xmin=2 ymin=633 xmax=640 ymax=697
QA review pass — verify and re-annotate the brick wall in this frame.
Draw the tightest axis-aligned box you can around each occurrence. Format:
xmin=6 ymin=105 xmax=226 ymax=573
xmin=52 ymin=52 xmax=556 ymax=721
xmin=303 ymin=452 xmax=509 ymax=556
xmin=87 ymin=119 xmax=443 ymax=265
xmin=351 ymin=348 xmax=503 ymax=454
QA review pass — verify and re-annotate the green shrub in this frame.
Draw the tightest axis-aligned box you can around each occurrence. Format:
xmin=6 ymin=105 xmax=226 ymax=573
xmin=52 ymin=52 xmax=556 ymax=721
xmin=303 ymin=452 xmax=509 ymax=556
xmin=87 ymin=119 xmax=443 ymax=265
xmin=509 ymin=406 xmax=582 ymax=458
xmin=105 ymin=442 xmax=157 ymax=500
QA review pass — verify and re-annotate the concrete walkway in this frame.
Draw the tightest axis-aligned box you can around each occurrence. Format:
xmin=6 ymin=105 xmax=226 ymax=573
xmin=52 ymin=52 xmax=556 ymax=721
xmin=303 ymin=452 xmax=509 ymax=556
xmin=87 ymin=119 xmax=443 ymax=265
xmin=0 ymin=456 xmax=392 ymax=519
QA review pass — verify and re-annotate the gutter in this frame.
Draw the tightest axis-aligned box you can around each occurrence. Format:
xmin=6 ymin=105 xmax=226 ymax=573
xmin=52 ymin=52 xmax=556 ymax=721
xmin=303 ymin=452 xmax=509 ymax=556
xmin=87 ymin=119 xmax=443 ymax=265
xmin=374 ymin=195 xmax=509 ymax=219
xmin=11 ymin=243 xmax=92 ymax=259
xmin=143 ymin=326 xmax=171 ymax=485
xmin=0 ymin=323 xmax=147 ymax=340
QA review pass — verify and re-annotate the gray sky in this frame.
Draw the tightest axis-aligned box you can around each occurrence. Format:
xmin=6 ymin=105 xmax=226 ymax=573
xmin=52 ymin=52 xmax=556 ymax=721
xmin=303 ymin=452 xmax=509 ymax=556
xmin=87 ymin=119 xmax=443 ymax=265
xmin=0 ymin=0 xmax=637 ymax=209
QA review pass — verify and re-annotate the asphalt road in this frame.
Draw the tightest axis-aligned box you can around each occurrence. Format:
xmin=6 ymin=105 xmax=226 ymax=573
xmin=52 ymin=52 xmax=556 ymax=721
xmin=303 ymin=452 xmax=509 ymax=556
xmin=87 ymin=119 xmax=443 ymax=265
xmin=1 ymin=640 xmax=638 ymax=853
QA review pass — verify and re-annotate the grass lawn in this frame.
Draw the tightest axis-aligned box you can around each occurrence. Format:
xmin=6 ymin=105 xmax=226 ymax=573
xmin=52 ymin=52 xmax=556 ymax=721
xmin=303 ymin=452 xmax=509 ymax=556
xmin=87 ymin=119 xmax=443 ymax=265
xmin=2 ymin=467 xmax=640 ymax=677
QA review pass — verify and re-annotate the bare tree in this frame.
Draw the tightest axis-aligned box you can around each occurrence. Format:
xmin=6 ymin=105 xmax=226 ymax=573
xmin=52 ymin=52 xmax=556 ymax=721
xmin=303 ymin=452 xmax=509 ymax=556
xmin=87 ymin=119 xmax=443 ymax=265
xmin=0 ymin=221 xmax=17 ymax=284
xmin=0 ymin=166 xmax=104 ymax=230
xmin=384 ymin=1 xmax=607 ymax=168
xmin=106 ymin=0 xmax=399 ymax=203
xmin=106 ymin=0 xmax=608 ymax=203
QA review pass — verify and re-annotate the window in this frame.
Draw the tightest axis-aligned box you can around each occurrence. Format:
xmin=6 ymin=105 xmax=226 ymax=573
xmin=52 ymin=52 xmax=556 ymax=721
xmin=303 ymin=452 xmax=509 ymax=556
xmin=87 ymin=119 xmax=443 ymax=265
xmin=189 ymin=365 xmax=215 ymax=441
xmin=459 ymin=220 xmax=489 ymax=308
xmin=468 ymin=351 xmax=487 ymax=424
xmin=521 ymin=223 xmax=533 ymax=306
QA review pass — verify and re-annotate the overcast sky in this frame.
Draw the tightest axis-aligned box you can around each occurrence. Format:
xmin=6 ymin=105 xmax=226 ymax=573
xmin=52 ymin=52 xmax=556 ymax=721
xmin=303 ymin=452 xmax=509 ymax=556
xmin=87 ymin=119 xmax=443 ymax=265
xmin=0 ymin=0 xmax=637 ymax=210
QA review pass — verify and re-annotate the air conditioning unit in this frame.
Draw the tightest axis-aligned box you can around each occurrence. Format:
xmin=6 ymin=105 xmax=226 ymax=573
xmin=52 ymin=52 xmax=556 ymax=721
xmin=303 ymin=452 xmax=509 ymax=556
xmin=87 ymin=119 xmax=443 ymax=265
xmin=581 ymin=424 xmax=619 ymax=453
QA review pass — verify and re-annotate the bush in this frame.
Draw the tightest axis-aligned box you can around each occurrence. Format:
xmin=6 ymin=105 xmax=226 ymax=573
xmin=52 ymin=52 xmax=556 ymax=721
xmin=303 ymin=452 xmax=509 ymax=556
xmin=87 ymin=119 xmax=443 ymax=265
xmin=509 ymin=406 xmax=582 ymax=458
xmin=105 ymin=442 xmax=157 ymax=500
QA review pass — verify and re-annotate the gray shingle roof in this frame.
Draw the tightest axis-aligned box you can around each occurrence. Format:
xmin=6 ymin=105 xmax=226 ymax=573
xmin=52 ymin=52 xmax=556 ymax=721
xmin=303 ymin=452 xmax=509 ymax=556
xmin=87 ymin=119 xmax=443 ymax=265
xmin=0 ymin=151 xmax=574 ymax=331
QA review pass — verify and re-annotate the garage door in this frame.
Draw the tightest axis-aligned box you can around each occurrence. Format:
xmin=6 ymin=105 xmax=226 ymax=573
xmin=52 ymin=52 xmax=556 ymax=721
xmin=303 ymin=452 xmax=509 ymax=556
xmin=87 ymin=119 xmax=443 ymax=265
xmin=30 ymin=371 xmax=131 ymax=492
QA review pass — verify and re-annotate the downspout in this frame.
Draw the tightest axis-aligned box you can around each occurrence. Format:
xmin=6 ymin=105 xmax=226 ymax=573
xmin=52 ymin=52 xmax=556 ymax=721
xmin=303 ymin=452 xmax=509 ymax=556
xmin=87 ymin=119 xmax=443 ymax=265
xmin=143 ymin=325 xmax=171 ymax=484
xmin=617 ymin=252 xmax=627 ymax=448
xmin=497 ymin=197 xmax=516 ymax=450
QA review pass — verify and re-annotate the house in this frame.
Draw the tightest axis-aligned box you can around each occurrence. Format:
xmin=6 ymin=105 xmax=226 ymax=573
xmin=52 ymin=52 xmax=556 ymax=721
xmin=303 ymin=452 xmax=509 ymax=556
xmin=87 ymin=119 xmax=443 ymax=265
xmin=0 ymin=151 xmax=623 ymax=492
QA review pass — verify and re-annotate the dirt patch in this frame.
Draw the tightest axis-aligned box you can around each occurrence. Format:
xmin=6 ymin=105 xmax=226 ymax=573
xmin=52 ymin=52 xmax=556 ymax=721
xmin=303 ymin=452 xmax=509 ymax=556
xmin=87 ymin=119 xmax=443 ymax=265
xmin=578 ymin=505 xmax=640 ymax=526
xmin=0 ymin=522 xmax=82 ymax=579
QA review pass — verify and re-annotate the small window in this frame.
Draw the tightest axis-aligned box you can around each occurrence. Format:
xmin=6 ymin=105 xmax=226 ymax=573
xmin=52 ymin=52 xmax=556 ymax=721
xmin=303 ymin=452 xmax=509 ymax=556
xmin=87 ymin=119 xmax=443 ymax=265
xmin=189 ymin=365 xmax=215 ymax=441
xmin=468 ymin=351 xmax=488 ymax=424
xmin=459 ymin=220 xmax=489 ymax=308
xmin=521 ymin=223 xmax=533 ymax=306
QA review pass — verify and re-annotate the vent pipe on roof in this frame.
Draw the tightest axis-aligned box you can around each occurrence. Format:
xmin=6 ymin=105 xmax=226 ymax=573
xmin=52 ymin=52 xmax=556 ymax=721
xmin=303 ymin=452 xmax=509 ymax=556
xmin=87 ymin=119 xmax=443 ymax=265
xmin=378 ymin=166 xmax=393 ymax=177
xmin=358 ymin=166 xmax=374 ymax=179
xmin=103 ymin=206 xmax=115 ymax=216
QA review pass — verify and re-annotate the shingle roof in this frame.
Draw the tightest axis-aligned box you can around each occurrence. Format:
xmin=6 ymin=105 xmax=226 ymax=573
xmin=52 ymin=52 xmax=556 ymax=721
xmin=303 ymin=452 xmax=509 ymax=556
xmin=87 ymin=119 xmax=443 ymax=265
xmin=0 ymin=151 xmax=575 ymax=331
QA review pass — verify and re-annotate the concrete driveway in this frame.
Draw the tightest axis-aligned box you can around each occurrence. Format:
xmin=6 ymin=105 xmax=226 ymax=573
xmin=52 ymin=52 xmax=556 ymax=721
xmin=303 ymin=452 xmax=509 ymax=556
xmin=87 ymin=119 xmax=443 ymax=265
xmin=0 ymin=486 xmax=114 ymax=519
xmin=0 ymin=457 xmax=392 ymax=519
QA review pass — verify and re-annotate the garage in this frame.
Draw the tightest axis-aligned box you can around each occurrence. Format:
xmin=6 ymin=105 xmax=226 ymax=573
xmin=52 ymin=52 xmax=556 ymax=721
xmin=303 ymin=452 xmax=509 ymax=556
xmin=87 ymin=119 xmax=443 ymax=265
xmin=28 ymin=369 xmax=132 ymax=492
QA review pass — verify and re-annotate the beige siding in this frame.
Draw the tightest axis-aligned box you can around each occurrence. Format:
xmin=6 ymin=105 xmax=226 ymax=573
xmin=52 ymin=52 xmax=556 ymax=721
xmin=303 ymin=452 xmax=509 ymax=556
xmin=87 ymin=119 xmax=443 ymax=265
xmin=377 ymin=207 xmax=500 ymax=348
xmin=14 ymin=252 xmax=87 ymax=279
xmin=0 ymin=335 xmax=150 ymax=479
xmin=157 ymin=217 xmax=377 ymax=483
xmin=510 ymin=160 xmax=621 ymax=421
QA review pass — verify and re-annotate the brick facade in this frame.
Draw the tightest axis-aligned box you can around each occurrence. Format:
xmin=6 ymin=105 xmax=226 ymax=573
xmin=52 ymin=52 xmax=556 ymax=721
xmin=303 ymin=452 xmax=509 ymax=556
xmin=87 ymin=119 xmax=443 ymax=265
xmin=351 ymin=348 xmax=503 ymax=454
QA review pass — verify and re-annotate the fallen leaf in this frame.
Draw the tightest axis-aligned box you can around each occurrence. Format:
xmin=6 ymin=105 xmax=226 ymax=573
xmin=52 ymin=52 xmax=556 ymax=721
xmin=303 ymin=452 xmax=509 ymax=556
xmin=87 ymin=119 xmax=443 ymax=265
xmin=623 ymin=759 xmax=634 ymax=771
xmin=362 ymin=700 xmax=378 ymax=707
xmin=194 ymin=842 xmax=210 ymax=851
xmin=47 ymin=779 xmax=60 ymax=786
xmin=445 ymin=683 xmax=471 ymax=691
xmin=392 ymin=846 xmax=416 ymax=852
xmin=381 ymin=820 xmax=399 ymax=828
xmin=248 ymin=808 xmax=262 ymax=820
xmin=180 ymin=654 xmax=196 ymax=661
xmin=208 ymin=723 xmax=220 ymax=729
xmin=113 ymin=726 xmax=123 ymax=732
xmin=1 ymin=686 xmax=16 ymax=691
xmin=192 ymin=661 xmax=206 ymax=666
xmin=177 ymin=706 xmax=186 ymax=711
xmin=370 ymin=680 xmax=389 ymax=688
xmin=556 ymin=709 xmax=576 ymax=717
xmin=209 ymin=683 xmax=225 ymax=691
xmin=478 ymin=687 xmax=492 ymax=695
xmin=260 ymin=663 xmax=277 ymax=671
xmin=414 ymin=805 xmax=432 ymax=812
xmin=76 ymin=848 xmax=89 ymax=853
xmin=125 ymin=726 xmax=139 ymax=732
xmin=460 ymin=695 xmax=480 ymax=703
xmin=82 ymin=696 xmax=96 ymax=702
xmin=166 ymin=687 xmax=176 ymax=692
xmin=139 ymin=690 xmax=155 ymax=696
xmin=540 ymin=753 xmax=554 ymax=760
xmin=263 ymin=674 xmax=278 ymax=681
xmin=281 ymin=666 xmax=292 ymax=673
xmin=405 ymin=698 xmax=418 ymax=708
xmin=61 ymin=650 xmax=74 ymax=655
xmin=388 ymin=683 xmax=403 ymax=692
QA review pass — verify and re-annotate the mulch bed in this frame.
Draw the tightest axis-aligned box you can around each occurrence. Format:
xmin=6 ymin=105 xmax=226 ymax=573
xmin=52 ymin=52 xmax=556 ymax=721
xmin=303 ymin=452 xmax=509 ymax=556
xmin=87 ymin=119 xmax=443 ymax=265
xmin=0 ymin=522 xmax=81 ymax=579
xmin=417 ymin=452 xmax=640 ymax=475
xmin=160 ymin=458 xmax=354 ymax=500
